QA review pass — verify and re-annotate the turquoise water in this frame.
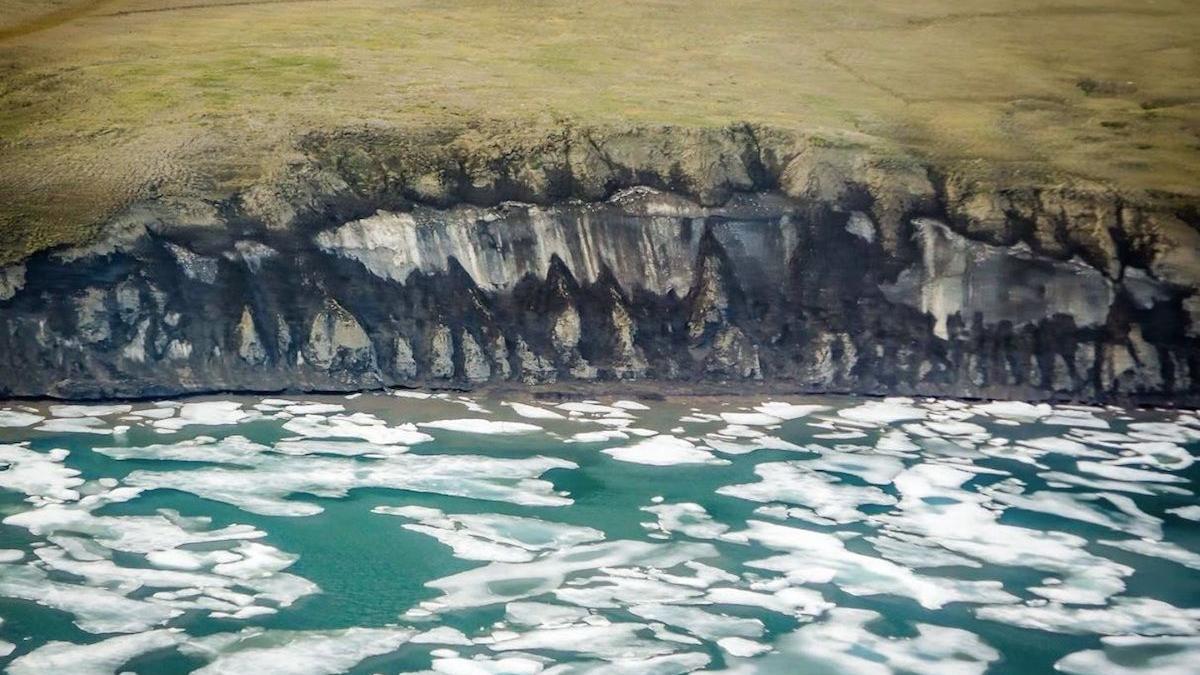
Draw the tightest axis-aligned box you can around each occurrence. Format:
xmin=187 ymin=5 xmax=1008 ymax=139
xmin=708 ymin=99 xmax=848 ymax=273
xmin=0 ymin=393 xmax=1197 ymax=673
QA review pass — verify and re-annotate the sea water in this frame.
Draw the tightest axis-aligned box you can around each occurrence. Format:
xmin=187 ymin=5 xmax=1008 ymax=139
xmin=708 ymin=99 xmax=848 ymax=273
xmin=0 ymin=392 xmax=1197 ymax=674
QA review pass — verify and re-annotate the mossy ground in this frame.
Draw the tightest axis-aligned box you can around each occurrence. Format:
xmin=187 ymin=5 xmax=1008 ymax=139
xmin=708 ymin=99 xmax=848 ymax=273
xmin=0 ymin=0 xmax=1197 ymax=264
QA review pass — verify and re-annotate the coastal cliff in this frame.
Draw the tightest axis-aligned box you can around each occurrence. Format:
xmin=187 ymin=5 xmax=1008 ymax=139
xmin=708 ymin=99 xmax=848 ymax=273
xmin=1 ymin=125 xmax=1197 ymax=402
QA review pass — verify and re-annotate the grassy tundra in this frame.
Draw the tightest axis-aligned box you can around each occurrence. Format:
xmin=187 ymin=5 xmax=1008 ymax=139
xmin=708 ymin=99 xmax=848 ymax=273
xmin=0 ymin=0 xmax=1197 ymax=264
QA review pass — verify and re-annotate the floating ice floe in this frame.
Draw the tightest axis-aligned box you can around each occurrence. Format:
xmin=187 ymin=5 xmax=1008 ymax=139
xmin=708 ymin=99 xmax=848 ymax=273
xmin=705 ymin=585 xmax=832 ymax=619
xmin=971 ymin=400 xmax=1052 ymax=422
xmin=180 ymin=627 xmax=414 ymax=674
xmin=487 ymin=622 xmax=674 ymax=660
xmin=745 ymin=607 xmax=999 ymax=675
xmin=557 ymin=402 xmax=631 ymax=416
xmin=1055 ymin=636 xmax=1200 ymax=675
xmin=703 ymin=433 xmax=805 ymax=455
xmin=94 ymin=435 xmax=269 ymax=466
xmin=423 ymin=540 xmax=717 ymax=612
xmin=0 ymin=409 xmax=43 ymax=427
xmin=0 ymin=444 xmax=84 ymax=502
xmin=719 ymin=412 xmax=783 ymax=426
xmin=753 ymin=402 xmax=830 ymax=420
xmin=152 ymin=401 xmax=259 ymax=431
xmin=412 ymin=625 xmax=473 ymax=645
xmin=728 ymin=520 xmax=1016 ymax=610
xmin=0 ymin=561 xmax=181 ymax=633
xmin=642 ymin=502 xmax=729 ymax=540
xmin=567 ymin=429 xmax=629 ymax=444
xmin=1098 ymin=537 xmax=1200 ymax=571
xmin=505 ymin=601 xmax=592 ymax=628
xmin=877 ymin=463 xmax=1133 ymax=605
xmin=613 ymin=400 xmax=651 ymax=411
xmin=120 ymin=453 xmax=576 ymax=516
xmin=283 ymin=412 xmax=433 ymax=445
xmin=505 ymin=402 xmax=566 ymax=420
xmin=602 ymin=435 xmax=727 ymax=466
xmin=1167 ymin=505 xmax=1200 ymax=521
xmin=35 ymin=416 xmax=124 ymax=435
xmin=419 ymin=418 xmax=544 ymax=435
xmin=373 ymin=505 xmax=603 ymax=562
xmin=717 ymin=462 xmax=895 ymax=524
xmin=836 ymin=398 xmax=927 ymax=426
xmin=48 ymin=403 xmax=133 ymax=418
xmin=6 ymin=629 xmax=183 ymax=675
xmin=976 ymin=597 xmax=1200 ymax=635
xmin=801 ymin=450 xmax=906 ymax=485
xmin=629 ymin=603 xmax=763 ymax=642
xmin=1077 ymin=461 xmax=1188 ymax=484
xmin=983 ymin=489 xmax=1162 ymax=540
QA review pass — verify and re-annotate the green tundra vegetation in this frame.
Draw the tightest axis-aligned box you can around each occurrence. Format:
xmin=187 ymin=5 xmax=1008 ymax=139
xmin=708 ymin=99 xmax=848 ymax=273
xmin=0 ymin=0 xmax=1197 ymax=264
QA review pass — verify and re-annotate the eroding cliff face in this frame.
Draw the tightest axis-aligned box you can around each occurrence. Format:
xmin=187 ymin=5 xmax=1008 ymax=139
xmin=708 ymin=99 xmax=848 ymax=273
xmin=1 ymin=183 xmax=1196 ymax=403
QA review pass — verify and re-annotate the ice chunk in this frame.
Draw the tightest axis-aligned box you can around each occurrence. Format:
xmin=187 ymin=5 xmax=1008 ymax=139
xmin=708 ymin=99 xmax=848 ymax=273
xmin=35 ymin=417 xmax=118 ymax=435
xmin=488 ymin=623 xmax=673 ymax=660
xmin=0 ymin=409 xmax=43 ymax=427
xmin=0 ymin=563 xmax=180 ymax=633
xmin=94 ymin=435 xmax=269 ymax=466
xmin=426 ymin=540 xmax=717 ymax=612
xmin=971 ymin=401 xmax=1051 ymax=422
xmin=719 ymin=412 xmax=782 ymax=426
xmin=505 ymin=403 xmax=566 ymax=420
xmin=376 ymin=506 xmax=603 ymax=562
xmin=717 ymin=462 xmax=895 ymax=524
xmin=802 ymin=451 xmax=905 ymax=485
xmin=753 ymin=402 xmax=829 ymax=420
xmin=985 ymin=490 xmax=1162 ymax=540
xmin=505 ymin=601 xmax=591 ymax=628
xmin=7 ymin=629 xmax=183 ymax=675
xmin=976 ymin=597 xmax=1200 ymax=635
xmin=1056 ymin=636 xmax=1200 ymax=675
xmin=273 ymin=439 xmax=408 ymax=457
xmin=602 ymin=436 xmax=727 ymax=466
xmin=718 ymin=637 xmax=770 ymax=657
xmin=629 ymin=604 xmax=763 ymax=641
xmin=837 ymin=398 xmax=927 ymax=425
xmin=0 ymin=443 xmax=84 ymax=502
xmin=731 ymin=520 xmax=1016 ymax=609
xmin=419 ymin=419 xmax=544 ymax=435
xmin=1077 ymin=461 xmax=1187 ymax=484
xmin=412 ymin=626 xmax=473 ymax=645
xmin=878 ymin=463 xmax=1135 ymax=605
xmin=705 ymin=586 xmax=832 ymax=618
xmin=752 ymin=607 xmax=998 ymax=675
xmin=153 ymin=401 xmax=258 ymax=431
xmin=642 ymin=503 xmax=728 ymax=539
xmin=182 ymin=627 xmax=413 ymax=674
xmin=283 ymin=413 xmax=433 ymax=445
xmin=1099 ymin=538 xmax=1200 ymax=571
xmin=48 ymin=404 xmax=133 ymax=418
xmin=1167 ymin=505 xmax=1200 ymax=521
xmin=123 ymin=453 xmax=575 ymax=516
xmin=283 ymin=403 xmax=345 ymax=415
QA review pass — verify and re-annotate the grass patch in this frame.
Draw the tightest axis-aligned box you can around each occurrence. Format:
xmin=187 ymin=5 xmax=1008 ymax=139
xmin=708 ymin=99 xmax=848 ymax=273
xmin=0 ymin=0 xmax=1197 ymax=264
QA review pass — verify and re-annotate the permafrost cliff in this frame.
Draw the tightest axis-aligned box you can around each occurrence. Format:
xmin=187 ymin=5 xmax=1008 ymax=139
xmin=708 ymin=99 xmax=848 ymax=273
xmin=0 ymin=125 xmax=1197 ymax=402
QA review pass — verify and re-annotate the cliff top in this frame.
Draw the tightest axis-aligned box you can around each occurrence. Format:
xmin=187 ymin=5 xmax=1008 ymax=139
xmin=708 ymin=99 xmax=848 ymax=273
xmin=1 ymin=0 xmax=1198 ymax=265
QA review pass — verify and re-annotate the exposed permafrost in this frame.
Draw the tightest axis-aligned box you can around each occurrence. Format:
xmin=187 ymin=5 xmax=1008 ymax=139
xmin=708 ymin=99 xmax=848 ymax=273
xmin=0 ymin=187 xmax=1196 ymax=402
xmin=882 ymin=219 xmax=1116 ymax=339
xmin=316 ymin=190 xmax=795 ymax=297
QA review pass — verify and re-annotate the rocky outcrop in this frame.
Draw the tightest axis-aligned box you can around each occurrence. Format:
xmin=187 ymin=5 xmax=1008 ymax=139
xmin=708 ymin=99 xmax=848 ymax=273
xmin=0 ymin=125 xmax=1197 ymax=403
